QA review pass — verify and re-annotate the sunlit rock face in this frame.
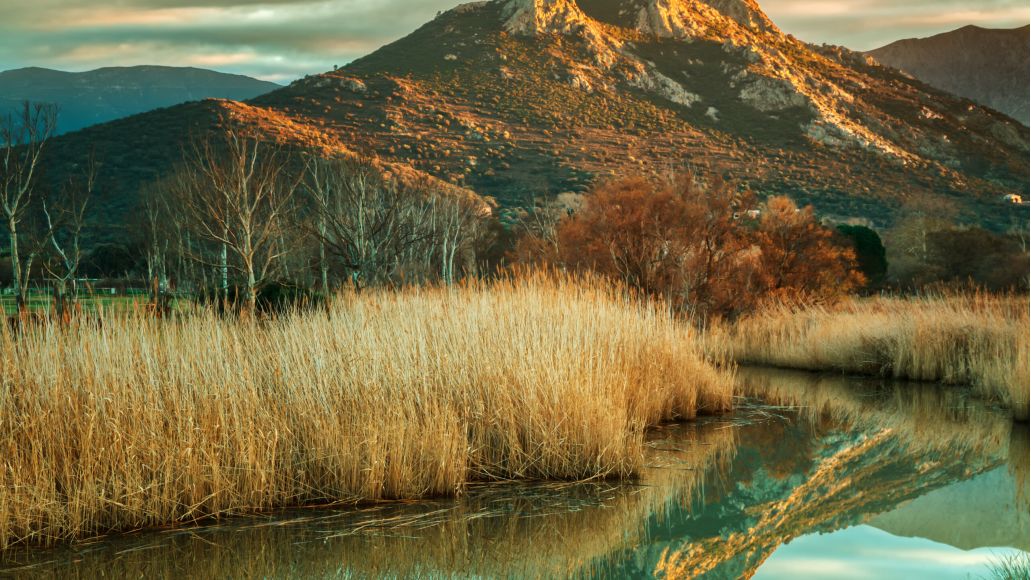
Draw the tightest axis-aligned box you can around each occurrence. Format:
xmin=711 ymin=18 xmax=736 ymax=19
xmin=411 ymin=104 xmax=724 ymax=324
xmin=501 ymin=0 xmax=621 ymax=66
xmin=574 ymin=0 xmax=775 ymax=35
xmin=698 ymin=0 xmax=771 ymax=30
xmin=502 ymin=0 xmax=594 ymax=36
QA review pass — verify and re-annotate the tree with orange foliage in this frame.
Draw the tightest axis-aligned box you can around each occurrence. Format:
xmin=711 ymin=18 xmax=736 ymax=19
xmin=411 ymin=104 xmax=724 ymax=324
xmin=556 ymin=176 xmax=693 ymax=298
xmin=545 ymin=173 xmax=763 ymax=317
xmin=513 ymin=173 xmax=863 ymax=318
xmin=756 ymin=196 xmax=865 ymax=302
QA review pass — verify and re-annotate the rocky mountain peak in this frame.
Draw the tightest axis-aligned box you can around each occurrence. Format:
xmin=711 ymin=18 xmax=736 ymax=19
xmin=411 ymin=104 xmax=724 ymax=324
xmin=500 ymin=0 xmax=775 ymax=39
xmin=34 ymin=0 xmax=1028 ymax=237
xmin=522 ymin=0 xmax=777 ymax=37
xmin=696 ymin=0 xmax=774 ymax=31
xmin=501 ymin=0 xmax=597 ymax=35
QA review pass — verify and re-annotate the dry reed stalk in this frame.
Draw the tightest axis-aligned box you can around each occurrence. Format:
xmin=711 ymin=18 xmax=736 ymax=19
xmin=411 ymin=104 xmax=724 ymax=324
xmin=0 ymin=272 xmax=734 ymax=550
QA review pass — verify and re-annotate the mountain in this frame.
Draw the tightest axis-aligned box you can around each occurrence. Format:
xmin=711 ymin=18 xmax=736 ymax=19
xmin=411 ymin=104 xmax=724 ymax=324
xmin=868 ymin=25 xmax=1030 ymax=126
xmin=0 ymin=66 xmax=280 ymax=135
xmin=40 ymin=0 xmax=1030 ymax=240
xmin=869 ymin=467 xmax=1029 ymax=551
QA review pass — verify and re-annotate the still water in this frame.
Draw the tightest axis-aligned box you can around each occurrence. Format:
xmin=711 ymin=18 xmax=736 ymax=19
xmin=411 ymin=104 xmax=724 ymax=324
xmin=2 ymin=368 xmax=1028 ymax=578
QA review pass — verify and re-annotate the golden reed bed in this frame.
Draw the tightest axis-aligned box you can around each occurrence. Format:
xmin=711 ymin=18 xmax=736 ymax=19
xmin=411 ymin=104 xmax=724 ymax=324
xmin=714 ymin=293 xmax=1030 ymax=421
xmin=0 ymin=273 xmax=733 ymax=550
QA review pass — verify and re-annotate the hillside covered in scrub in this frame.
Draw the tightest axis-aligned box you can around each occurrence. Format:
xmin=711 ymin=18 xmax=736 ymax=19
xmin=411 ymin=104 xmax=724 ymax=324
xmin=39 ymin=0 xmax=1030 ymax=240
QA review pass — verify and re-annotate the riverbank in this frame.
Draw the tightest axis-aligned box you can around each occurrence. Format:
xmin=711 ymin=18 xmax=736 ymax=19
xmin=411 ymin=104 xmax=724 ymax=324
xmin=5 ymin=371 xmax=1022 ymax=578
xmin=713 ymin=293 xmax=1030 ymax=421
xmin=0 ymin=273 xmax=734 ymax=550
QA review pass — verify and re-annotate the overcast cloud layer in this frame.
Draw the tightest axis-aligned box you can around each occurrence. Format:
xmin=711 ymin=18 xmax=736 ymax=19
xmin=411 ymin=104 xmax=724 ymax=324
xmin=1 ymin=0 xmax=1027 ymax=82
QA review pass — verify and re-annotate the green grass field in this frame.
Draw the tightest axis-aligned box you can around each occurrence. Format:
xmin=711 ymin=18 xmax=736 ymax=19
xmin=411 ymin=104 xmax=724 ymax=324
xmin=0 ymin=294 xmax=187 ymax=316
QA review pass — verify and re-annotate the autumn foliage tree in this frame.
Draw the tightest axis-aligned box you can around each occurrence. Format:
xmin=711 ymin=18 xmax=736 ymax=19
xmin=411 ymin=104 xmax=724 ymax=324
xmin=755 ymin=196 xmax=865 ymax=303
xmin=514 ymin=173 xmax=863 ymax=318
xmin=549 ymin=175 xmax=764 ymax=316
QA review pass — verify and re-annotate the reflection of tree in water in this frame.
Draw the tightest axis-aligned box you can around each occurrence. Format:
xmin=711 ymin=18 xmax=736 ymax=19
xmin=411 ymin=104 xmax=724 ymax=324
xmin=1 ymin=370 xmax=1020 ymax=579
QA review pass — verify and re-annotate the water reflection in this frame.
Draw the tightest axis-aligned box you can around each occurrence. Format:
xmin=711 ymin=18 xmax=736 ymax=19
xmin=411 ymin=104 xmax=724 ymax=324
xmin=2 ymin=369 xmax=1027 ymax=579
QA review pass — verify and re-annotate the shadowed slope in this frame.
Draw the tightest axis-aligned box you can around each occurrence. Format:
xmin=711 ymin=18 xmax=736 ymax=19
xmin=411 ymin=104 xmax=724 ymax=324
xmin=869 ymin=26 xmax=1030 ymax=126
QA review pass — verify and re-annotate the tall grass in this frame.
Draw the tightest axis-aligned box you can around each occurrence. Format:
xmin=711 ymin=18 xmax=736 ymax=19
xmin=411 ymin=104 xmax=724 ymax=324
xmin=1 ymin=422 xmax=737 ymax=577
xmin=715 ymin=293 xmax=1030 ymax=421
xmin=0 ymin=273 xmax=734 ymax=550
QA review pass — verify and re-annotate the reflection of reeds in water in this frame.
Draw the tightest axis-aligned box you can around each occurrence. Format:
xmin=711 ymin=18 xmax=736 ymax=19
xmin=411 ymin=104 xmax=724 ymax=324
xmin=714 ymin=294 xmax=1030 ymax=420
xmin=0 ymin=273 xmax=736 ymax=551
xmin=1008 ymin=424 xmax=1030 ymax=509
xmin=656 ymin=368 xmax=1014 ymax=579
xmin=1 ymin=422 xmax=738 ymax=578
xmin=735 ymin=367 xmax=1013 ymax=458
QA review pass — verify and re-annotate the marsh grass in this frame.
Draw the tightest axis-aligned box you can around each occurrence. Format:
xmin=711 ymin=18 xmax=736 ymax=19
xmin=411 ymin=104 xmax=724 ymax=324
xmin=716 ymin=293 xmax=1030 ymax=420
xmin=0 ymin=273 xmax=734 ymax=550
xmin=0 ymin=420 xmax=738 ymax=578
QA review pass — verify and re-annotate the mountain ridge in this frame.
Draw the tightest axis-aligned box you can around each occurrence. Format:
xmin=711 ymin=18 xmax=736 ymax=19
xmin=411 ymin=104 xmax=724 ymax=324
xmin=35 ymin=0 xmax=1031 ymax=241
xmin=0 ymin=65 xmax=281 ymax=135
xmin=867 ymin=25 xmax=1030 ymax=125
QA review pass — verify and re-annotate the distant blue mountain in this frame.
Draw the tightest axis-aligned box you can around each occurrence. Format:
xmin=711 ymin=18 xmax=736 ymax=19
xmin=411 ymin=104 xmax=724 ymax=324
xmin=0 ymin=65 xmax=281 ymax=135
xmin=868 ymin=25 xmax=1030 ymax=125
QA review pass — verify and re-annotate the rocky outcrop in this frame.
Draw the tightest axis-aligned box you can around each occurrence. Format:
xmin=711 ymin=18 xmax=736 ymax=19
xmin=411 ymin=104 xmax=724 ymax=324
xmin=578 ymin=0 xmax=776 ymax=37
xmin=629 ymin=66 xmax=701 ymax=107
xmin=501 ymin=0 xmax=621 ymax=66
xmin=699 ymin=0 xmax=775 ymax=31
xmin=739 ymin=75 xmax=807 ymax=111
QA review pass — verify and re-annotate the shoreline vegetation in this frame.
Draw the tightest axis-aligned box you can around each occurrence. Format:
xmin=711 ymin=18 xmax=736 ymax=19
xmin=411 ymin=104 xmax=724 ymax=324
xmin=715 ymin=292 xmax=1030 ymax=421
xmin=0 ymin=111 xmax=1025 ymax=557
xmin=0 ymin=273 xmax=1028 ymax=554
xmin=0 ymin=273 xmax=733 ymax=550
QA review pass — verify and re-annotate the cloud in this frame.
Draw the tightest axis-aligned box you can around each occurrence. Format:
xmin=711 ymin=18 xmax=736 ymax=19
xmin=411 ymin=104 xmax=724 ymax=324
xmin=763 ymin=0 xmax=1030 ymax=49
xmin=0 ymin=0 xmax=457 ymax=80
xmin=1 ymin=0 xmax=1028 ymax=80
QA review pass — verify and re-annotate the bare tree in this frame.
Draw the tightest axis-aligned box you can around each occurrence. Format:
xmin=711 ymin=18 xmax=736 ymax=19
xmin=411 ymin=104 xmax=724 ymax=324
xmin=175 ymin=129 xmax=299 ymax=314
xmin=426 ymin=192 xmax=491 ymax=285
xmin=304 ymin=155 xmax=430 ymax=291
xmin=0 ymin=102 xmax=57 ymax=314
xmin=139 ymin=177 xmax=176 ymax=315
xmin=42 ymin=156 xmax=94 ymax=320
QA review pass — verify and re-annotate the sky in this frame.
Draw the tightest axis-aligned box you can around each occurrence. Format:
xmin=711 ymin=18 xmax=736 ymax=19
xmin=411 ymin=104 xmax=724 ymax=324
xmin=1 ymin=0 xmax=1027 ymax=83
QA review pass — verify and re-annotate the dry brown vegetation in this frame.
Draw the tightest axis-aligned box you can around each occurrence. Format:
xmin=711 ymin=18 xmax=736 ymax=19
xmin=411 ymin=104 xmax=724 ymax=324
xmin=0 ymin=272 xmax=733 ymax=550
xmin=714 ymin=293 xmax=1030 ymax=420
xmin=514 ymin=173 xmax=864 ymax=319
xmin=0 ymin=422 xmax=736 ymax=578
